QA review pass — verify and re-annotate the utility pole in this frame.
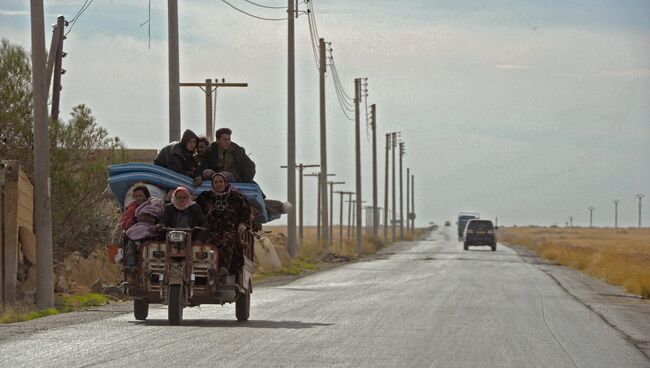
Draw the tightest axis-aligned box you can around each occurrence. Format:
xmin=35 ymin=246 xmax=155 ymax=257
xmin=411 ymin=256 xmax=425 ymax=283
xmin=588 ymin=206 xmax=595 ymax=228
xmin=179 ymin=79 xmax=248 ymax=141
xmin=354 ymin=78 xmax=363 ymax=256
xmin=569 ymin=216 xmax=574 ymax=227
xmin=370 ymin=104 xmax=378 ymax=238
xmin=335 ymin=191 xmax=351 ymax=250
xmin=636 ymin=194 xmax=645 ymax=228
xmin=281 ymin=163 xmax=319 ymax=243
xmin=318 ymin=38 xmax=330 ymax=247
xmin=50 ymin=15 xmax=65 ymax=120
xmin=168 ymin=0 xmax=181 ymax=142
xmin=328 ymin=180 xmax=345 ymax=249
xmin=347 ymin=192 xmax=354 ymax=239
xmin=406 ymin=168 xmax=410 ymax=235
xmin=46 ymin=21 xmax=61 ymax=94
xmin=399 ymin=141 xmax=405 ymax=240
xmin=411 ymin=173 xmax=415 ymax=233
xmin=30 ymin=0 xmax=54 ymax=308
xmin=383 ymin=133 xmax=390 ymax=243
xmin=614 ymin=199 xmax=620 ymax=228
xmin=391 ymin=132 xmax=397 ymax=242
xmin=304 ymin=172 xmax=322 ymax=243
xmin=286 ymin=0 xmax=297 ymax=257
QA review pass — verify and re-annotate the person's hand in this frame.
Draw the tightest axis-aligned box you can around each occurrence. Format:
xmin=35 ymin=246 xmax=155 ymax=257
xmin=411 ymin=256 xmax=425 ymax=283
xmin=152 ymin=224 xmax=165 ymax=232
xmin=193 ymin=176 xmax=203 ymax=187
xmin=238 ymin=223 xmax=247 ymax=237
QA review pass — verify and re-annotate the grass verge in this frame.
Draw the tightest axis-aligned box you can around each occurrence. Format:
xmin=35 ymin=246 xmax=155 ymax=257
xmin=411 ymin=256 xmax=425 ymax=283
xmin=0 ymin=292 xmax=110 ymax=324
xmin=499 ymin=227 xmax=650 ymax=298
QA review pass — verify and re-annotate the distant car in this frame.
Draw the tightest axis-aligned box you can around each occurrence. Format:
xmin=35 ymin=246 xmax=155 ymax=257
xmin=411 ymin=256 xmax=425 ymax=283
xmin=463 ymin=219 xmax=496 ymax=251
xmin=444 ymin=221 xmax=451 ymax=227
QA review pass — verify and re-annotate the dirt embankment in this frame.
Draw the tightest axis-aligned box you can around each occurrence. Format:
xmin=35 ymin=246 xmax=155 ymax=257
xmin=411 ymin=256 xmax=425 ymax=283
xmin=499 ymin=227 xmax=650 ymax=298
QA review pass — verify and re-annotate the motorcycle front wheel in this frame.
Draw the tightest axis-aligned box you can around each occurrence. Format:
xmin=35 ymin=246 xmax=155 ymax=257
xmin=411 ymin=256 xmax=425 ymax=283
xmin=168 ymin=285 xmax=184 ymax=325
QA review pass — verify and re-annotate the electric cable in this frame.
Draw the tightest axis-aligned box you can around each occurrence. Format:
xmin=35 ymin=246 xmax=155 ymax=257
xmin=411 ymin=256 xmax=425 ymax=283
xmin=222 ymin=0 xmax=288 ymax=21
xmin=242 ymin=0 xmax=287 ymax=9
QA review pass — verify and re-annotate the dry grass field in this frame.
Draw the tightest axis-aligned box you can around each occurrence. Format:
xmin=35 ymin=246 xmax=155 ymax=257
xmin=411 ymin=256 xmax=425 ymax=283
xmin=499 ymin=227 xmax=650 ymax=298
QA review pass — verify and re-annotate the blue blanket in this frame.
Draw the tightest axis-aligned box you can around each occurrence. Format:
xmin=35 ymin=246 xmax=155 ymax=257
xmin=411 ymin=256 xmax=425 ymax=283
xmin=108 ymin=163 xmax=275 ymax=223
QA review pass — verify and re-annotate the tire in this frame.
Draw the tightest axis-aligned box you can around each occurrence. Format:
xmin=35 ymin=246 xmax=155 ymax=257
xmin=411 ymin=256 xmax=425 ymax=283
xmin=236 ymin=282 xmax=251 ymax=321
xmin=168 ymin=285 xmax=183 ymax=326
xmin=463 ymin=242 xmax=468 ymax=251
xmin=491 ymin=244 xmax=497 ymax=252
xmin=133 ymin=299 xmax=149 ymax=320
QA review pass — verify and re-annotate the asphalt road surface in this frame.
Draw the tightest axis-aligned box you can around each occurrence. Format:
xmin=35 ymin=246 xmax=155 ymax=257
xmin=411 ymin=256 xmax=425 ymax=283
xmin=1 ymin=228 xmax=648 ymax=367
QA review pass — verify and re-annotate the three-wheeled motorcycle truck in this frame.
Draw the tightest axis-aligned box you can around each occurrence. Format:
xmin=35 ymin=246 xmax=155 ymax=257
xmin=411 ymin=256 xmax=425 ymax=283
xmin=125 ymin=226 xmax=255 ymax=325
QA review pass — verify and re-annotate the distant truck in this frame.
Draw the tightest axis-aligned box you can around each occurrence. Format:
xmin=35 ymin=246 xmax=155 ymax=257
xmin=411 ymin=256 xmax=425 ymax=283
xmin=457 ymin=212 xmax=480 ymax=241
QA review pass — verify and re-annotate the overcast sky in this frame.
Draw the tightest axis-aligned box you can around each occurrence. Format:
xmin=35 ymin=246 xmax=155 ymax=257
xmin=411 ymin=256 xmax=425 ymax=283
xmin=2 ymin=0 xmax=649 ymax=227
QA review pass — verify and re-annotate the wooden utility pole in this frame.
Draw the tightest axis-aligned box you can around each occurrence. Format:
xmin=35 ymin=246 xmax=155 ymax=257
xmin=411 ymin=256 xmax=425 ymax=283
xmin=304 ymin=172 xmax=321 ymax=242
xmin=179 ymin=80 xmax=248 ymax=141
xmin=287 ymin=0 xmax=297 ymax=257
xmin=47 ymin=15 xmax=65 ymax=120
xmin=318 ymin=38 xmax=329 ymax=246
xmin=347 ymin=192 xmax=354 ymax=239
xmin=391 ymin=132 xmax=397 ymax=242
xmin=406 ymin=167 xmax=410 ymax=235
xmin=30 ymin=0 xmax=54 ymax=308
xmin=370 ymin=104 xmax=378 ymax=238
xmin=46 ymin=22 xmax=61 ymax=94
xmin=354 ymin=78 xmax=362 ymax=255
xmin=168 ymin=0 xmax=181 ymax=142
xmin=384 ymin=133 xmax=390 ymax=242
xmin=399 ymin=141 xmax=405 ymax=240
xmin=411 ymin=173 xmax=415 ymax=233
xmin=328 ymin=180 xmax=345 ymax=249
xmin=50 ymin=16 xmax=65 ymax=120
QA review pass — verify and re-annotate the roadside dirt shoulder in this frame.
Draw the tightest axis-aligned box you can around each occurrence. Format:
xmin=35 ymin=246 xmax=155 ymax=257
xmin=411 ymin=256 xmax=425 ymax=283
xmin=510 ymin=245 xmax=650 ymax=359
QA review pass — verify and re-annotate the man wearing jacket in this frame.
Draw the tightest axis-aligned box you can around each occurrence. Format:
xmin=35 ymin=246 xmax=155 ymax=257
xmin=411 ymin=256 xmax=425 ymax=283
xmin=153 ymin=129 xmax=198 ymax=178
xmin=199 ymin=127 xmax=256 ymax=183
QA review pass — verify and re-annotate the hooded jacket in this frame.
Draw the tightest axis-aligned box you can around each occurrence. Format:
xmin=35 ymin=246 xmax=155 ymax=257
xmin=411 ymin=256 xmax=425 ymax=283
xmin=154 ymin=129 xmax=199 ymax=177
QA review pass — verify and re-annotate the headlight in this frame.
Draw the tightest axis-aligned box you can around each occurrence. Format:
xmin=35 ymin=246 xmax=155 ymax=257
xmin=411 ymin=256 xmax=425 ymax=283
xmin=169 ymin=231 xmax=186 ymax=243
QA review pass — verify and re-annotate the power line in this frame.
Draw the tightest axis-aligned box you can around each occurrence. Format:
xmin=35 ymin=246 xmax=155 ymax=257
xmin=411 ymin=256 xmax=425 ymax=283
xmin=242 ymin=0 xmax=287 ymax=9
xmin=222 ymin=0 xmax=288 ymax=21
xmin=66 ymin=0 xmax=96 ymax=36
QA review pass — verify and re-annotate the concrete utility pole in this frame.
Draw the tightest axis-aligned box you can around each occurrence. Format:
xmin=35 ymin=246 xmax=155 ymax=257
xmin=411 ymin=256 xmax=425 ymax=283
xmin=384 ymin=133 xmax=390 ymax=242
xmin=399 ymin=141 xmax=405 ymax=240
xmin=411 ymin=173 xmax=415 ymax=233
xmin=304 ymin=172 xmax=322 ymax=242
xmin=636 ymin=194 xmax=645 ymax=228
xmin=354 ymin=78 xmax=363 ymax=256
xmin=286 ymin=0 xmax=297 ymax=257
xmin=50 ymin=15 xmax=65 ymax=120
xmin=614 ymin=199 xmax=620 ymax=228
xmin=328 ymin=180 xmax=345 ymax=249
xmin=370 ymin=104 xmax=378 ymax=238
xmin=30 ymin=0 xmax=54 ymax=308
xmin=347 ymin=192 xmax=355 ymax=239
xmin=281 ymin=163 xmax=319 ymax=243
xmin=168 ymin=0 xmax=181 ymax=142
xmin=335 ymin=191 xmax=351 ymax=250
xmin=588 ymin=206 xmax=595 ymax=228
xmin=391 ymin=132 xmax=397 ymax=242
xmin=179 ymin=80 xmax=248 ymax=141
xmin=46 ymin=21 xmax=61 ymax=94
xmin=318 ymin=38 xmax=329 ymax=246
xmin=406 ymin=168 xmax=410 ymax=235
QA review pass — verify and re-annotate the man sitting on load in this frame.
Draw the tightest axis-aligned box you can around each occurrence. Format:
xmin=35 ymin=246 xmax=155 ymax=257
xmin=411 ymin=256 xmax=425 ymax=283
xmin=197 ymin=128 xmax=256 ymax=184
xmin=153 ymin=129 xmax=199 ymax=178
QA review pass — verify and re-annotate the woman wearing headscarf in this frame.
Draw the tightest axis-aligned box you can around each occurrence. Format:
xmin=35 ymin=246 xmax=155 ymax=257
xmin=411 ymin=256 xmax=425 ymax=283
xmin=120 ymin=184 xmax=151 ymax=231
xmin=197 ymin=172 xmax=252 ymax=275
xmin=156 ymin=186 xmax=207 ymax=233
xmin=124 ymin=196 xmax=165 ymax=270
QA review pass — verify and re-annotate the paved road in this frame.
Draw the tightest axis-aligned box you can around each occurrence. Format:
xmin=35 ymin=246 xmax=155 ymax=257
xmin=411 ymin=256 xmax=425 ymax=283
xmin=1 ymin=228 xmax=648 ymax=367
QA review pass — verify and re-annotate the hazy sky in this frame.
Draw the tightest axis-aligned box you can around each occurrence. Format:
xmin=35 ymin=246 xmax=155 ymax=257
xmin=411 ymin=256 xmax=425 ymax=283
xmin=2 ymin=0 xmax=649 ymax=227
